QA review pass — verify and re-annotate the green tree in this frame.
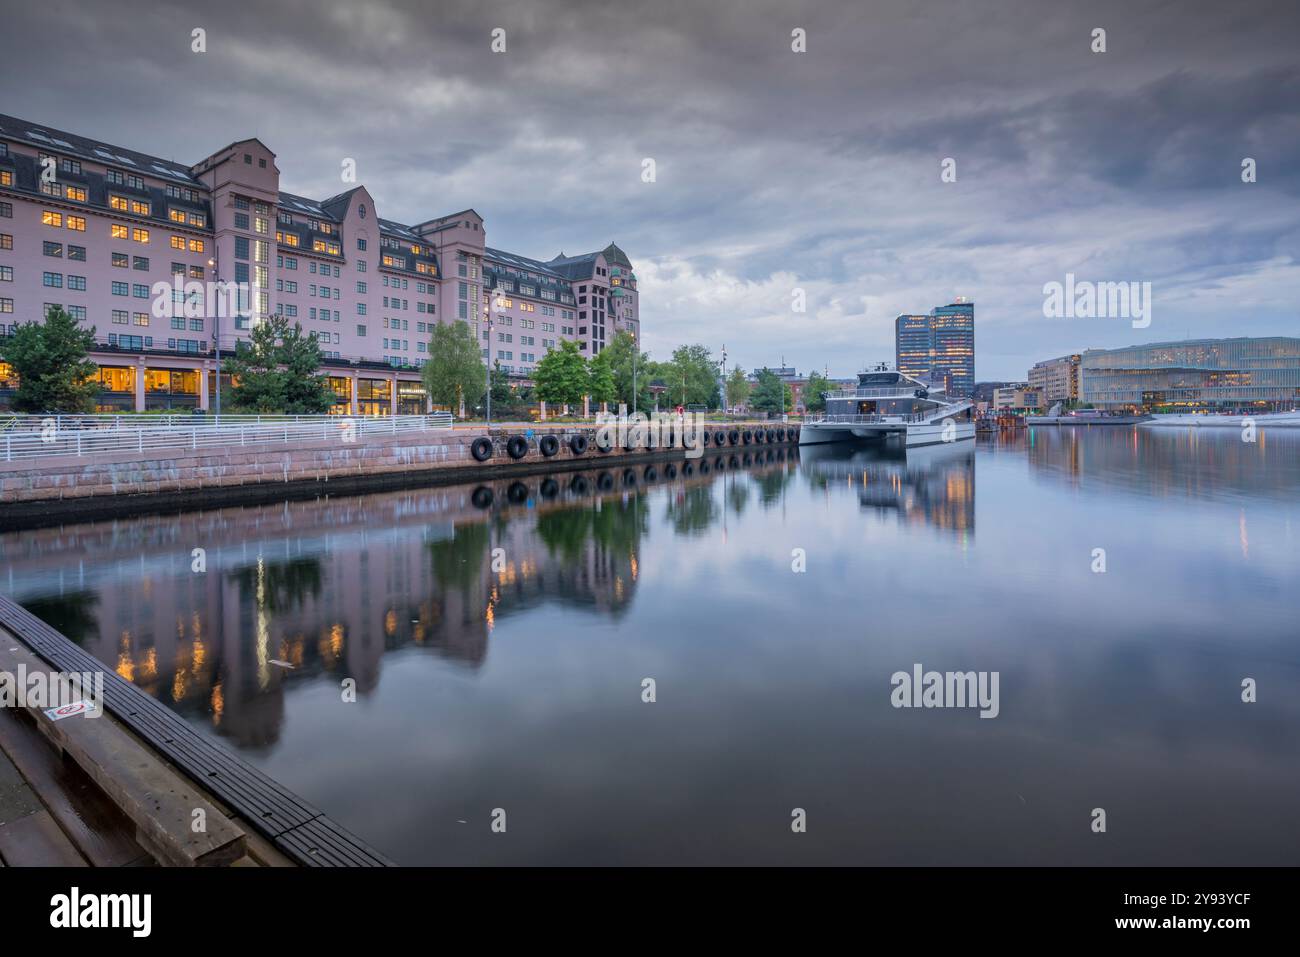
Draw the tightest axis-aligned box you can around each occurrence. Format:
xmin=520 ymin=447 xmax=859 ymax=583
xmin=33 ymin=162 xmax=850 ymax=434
xmin=0 ymin=306 xmax=99 ymax=412
xmin=725 ymin=366 xmax=750 ymax=410
xmin=423 ymin=320 xmax=486 ymax=413
xmin=278 ymin=319 xmax=336 ymax=414
xmin=533 ymin=340 xmax=589 ymax=407
xmin=803 ymin=371 xmax=832 ymax=412
xmin=664 ymin=344 xmax=721 ymax=408
xmin=224 ymin=314 xmax=334 ymax=413
xmin=587 ymin=348 xmax=617 ymax=406
xmin=601 ymin=331 xmax=655 ymax=411
xmin=749 ymin=367 xmax=788 ymax=415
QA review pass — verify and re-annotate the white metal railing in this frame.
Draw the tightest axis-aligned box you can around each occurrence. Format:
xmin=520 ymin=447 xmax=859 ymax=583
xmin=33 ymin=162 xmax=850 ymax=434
xmin=0 ymin=413 xmax=454 ymax=462
xmin=808 ymin=404 xmax=969 ymax=426
xmin=824 ymin=387 xmax=928 ymax=399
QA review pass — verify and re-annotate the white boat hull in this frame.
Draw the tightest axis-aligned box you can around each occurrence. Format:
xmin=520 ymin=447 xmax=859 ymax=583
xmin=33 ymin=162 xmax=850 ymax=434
xmin=799 ymin=415 xmax=975 ymax=448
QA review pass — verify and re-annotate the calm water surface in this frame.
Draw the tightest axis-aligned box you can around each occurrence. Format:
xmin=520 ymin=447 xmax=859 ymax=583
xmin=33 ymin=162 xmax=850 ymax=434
xmin=2 ymin=427 xmax=1297 ymax=865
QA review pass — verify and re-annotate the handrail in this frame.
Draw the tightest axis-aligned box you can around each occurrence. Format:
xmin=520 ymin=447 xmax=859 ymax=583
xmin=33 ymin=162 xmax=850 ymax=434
xmin=0 ymin=412 xmax=454 ymax=462
xmin=807 ymin=403 xmax=970 ymax=426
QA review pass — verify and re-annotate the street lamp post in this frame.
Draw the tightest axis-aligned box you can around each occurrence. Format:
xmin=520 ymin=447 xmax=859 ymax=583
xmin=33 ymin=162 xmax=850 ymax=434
xmin=721 ymin=344 xmax=728 ymax=417
xmin=209 ymin=257 xmax=219 ymax=419
xmin=483 ymin=287 xmax=500 ymax=425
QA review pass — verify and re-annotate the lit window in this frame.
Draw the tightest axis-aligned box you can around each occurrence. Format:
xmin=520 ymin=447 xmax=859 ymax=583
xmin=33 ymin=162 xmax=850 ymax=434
xmin=43 ymin=210 xmax=63 ymax=227
xmin=111 ymin=223 xmax=128 ymax=239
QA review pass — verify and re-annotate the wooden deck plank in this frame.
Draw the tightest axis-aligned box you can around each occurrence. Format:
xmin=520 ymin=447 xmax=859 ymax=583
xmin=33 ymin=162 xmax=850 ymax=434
xmin=0 ymin=706 xmax=150 ymax=867
xmin=0 ymin=809 xmax=88 ymax=867
xmin=0 ymin=595 xmax=390 ymax=866
xmin=0 ymin=638 xmax=246 ymax=867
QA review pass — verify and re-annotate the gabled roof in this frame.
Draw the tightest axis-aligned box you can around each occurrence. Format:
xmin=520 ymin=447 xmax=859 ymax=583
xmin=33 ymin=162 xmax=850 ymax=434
xmin=483 ymin=246 xmax=567 ymax=279
xmin=319 ymin=186 xmax=365 ymax=222
xmin=546 ymin=251 xmax=600 ymax=281
xmin=413 ymin=208 xmax=483 ymax=231
xmin=0 ymin=112 xmax=202 ymax=185
xmin=601 ymin=242 xmax=633 ymax=269
xmin=378 ymin=218 xmax=422 ymax=241
xmin=277 ymin=191 xmax=334 ymax=220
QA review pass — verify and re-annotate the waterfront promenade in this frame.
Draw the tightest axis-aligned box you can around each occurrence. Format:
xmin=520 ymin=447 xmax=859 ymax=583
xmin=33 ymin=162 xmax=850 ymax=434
xmin=0 ymin=414 xmax=800 ymax=528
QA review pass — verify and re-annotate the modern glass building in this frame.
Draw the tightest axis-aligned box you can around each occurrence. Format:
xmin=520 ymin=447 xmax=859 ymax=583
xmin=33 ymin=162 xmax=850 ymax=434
xmin=894 ymin=299 xmax=975 ymax=397
xmin=1080 ymin=337 xmax=1300 ymax=411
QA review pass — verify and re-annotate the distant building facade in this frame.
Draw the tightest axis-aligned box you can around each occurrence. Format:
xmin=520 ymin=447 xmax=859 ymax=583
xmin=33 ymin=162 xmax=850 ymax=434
xmin=1028 ymin=354 xmax=1081 ymax=405
xmin=894 ymin=299 xmax=975 ymax=397
xmin=1080 ymin=337 xmax=1300 ymax=411
xmin=992 ymin=384 xmax=1043 ymax=411
xmin=0 ymin=113 xmax=639 ymax=412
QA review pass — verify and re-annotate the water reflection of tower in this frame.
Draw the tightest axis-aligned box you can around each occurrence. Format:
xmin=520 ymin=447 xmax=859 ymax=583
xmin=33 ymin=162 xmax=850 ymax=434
xmin=801 ymin=442 xmax=976 ymax=535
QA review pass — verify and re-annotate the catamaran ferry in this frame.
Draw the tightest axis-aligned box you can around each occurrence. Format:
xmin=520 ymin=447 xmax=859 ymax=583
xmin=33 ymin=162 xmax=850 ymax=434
xmin=800 ymin=363 xmax=975 ymax=447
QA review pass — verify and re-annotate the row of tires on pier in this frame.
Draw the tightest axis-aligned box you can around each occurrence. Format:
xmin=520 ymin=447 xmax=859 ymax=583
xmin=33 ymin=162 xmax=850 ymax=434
xmin=469 ymin=425 xmax=801 ymax=463
xmin=469 ymin=445 xmax=800 ymax=509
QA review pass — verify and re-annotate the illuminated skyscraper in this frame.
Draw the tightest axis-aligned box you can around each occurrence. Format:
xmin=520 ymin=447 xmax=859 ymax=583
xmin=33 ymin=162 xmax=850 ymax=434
xmin=894 ymin=299 xmax=975 ymax=397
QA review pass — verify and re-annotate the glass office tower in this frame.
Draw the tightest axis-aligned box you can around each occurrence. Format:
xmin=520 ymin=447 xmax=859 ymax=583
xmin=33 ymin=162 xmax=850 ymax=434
xmin=894 ymin=300 xmax=975 ymax=398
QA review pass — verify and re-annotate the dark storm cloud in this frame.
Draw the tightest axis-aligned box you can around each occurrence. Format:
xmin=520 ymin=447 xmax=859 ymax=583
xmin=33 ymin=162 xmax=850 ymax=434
xmin=1 ymin=0 xmax=1296 ymax=378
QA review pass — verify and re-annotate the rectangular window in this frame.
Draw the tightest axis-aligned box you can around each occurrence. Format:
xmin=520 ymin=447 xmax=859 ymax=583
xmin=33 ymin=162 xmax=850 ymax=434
xmin=132 ymin=228 xmax=149 ymax=243
xmin=67 ymin=275 xmax=86 ymax=291
xmin=43 ymin=241 xmax=63 ymax=257
xmin=43 ymin=211 xmax=64 ymax=227
xmin=43 ymin=272 xmax=63 ymax=288
xmin=66 ymin=216 xmax=86 ymax=231
xmin=133 ymin=256 xmax=149 ymax=270
xmin=189 ymin=238 xmax=205 ymax=253
xmin=68 ymin=245 xmax=86 ymax=261
xmin=113 ymin=252 xmax=129 ymax=268
xmin=112 ymin=310 xmax=128 ymax=325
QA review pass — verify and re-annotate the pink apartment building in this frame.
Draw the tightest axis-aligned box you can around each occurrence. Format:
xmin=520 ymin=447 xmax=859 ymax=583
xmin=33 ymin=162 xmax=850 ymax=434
xmin=0 ymin=114 xmax=640 ymax=414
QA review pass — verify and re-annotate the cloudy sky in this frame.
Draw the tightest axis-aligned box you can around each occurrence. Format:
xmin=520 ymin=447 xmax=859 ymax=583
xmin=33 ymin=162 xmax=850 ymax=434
xmin=3 ymin=0 xmax=1297 ymax=380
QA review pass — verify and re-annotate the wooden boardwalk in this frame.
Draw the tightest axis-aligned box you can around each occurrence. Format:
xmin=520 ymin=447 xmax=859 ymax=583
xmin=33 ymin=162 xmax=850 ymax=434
xmin=0 ymin=593 xmax=390 ymax=866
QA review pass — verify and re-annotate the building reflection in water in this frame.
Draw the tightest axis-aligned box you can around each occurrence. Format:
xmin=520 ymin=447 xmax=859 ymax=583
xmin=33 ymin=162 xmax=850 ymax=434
xmin=1021 ymin=424 xmax=1300 ymax=503
xmin=0 ymin=454 xmax=800 ymax=749
xmin=800 ymin=441 xmax=976 ymax=536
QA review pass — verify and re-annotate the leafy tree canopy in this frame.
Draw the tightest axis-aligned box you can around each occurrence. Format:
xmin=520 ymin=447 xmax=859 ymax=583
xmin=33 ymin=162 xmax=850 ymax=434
xmin=0 ymin=305 xmax=100 ymax=413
